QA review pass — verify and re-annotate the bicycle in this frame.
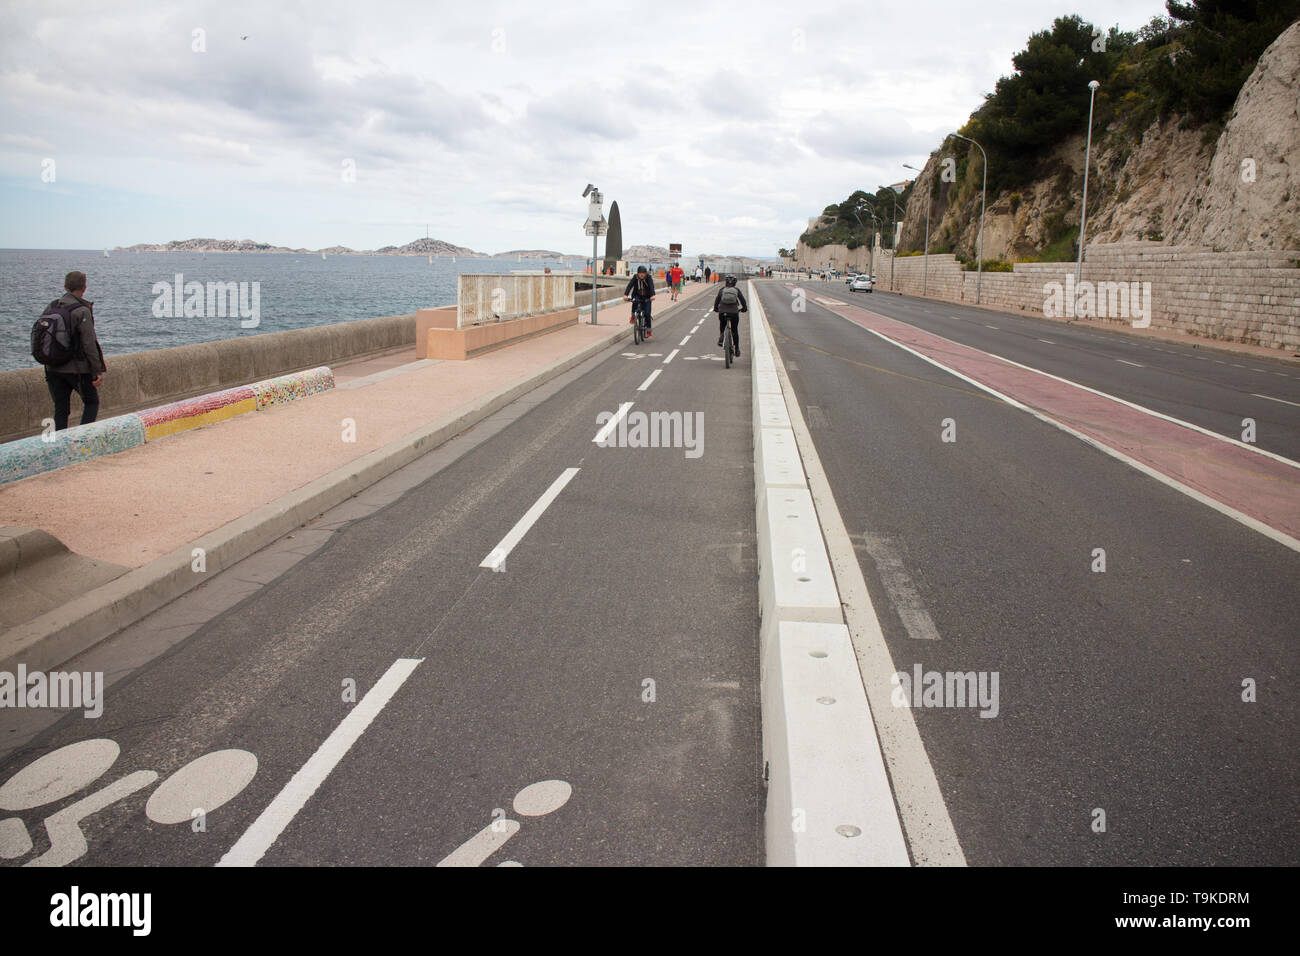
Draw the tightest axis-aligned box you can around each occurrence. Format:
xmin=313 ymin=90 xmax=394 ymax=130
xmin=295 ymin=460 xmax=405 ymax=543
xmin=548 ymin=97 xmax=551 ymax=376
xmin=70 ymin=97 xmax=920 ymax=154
xmin=722 ymin=320 xmax=735 ymax=368
xmin=629 ymin=298 xmax=648 ymax=345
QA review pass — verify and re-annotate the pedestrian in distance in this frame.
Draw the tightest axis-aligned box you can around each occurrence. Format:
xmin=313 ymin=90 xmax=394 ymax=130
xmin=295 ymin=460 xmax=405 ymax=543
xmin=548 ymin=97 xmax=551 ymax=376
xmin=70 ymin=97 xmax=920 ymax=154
xmin=670 ymin=262 xmax=684 ymax=301
xmin=36 ymin=270 xmax=107 ymax=431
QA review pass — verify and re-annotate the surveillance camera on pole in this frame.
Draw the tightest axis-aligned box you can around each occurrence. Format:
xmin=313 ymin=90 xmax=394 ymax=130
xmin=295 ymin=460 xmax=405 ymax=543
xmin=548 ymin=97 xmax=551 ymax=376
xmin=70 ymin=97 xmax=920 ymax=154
xmin=582 ymin=184 xmax=607 ymax=324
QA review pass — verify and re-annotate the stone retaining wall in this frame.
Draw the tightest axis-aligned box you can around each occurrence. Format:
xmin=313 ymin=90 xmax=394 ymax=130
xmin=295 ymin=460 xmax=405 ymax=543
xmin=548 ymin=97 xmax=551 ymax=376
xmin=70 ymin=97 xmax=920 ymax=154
xmin=874 ymin=243 xmax=1300 ymax=350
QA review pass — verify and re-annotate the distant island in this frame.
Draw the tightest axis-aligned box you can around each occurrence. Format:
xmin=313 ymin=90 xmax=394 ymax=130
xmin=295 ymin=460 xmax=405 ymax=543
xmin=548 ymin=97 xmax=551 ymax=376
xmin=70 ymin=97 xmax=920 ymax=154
xmin=113 ymin=237 xmax=590 ymax=258
xmin=110 ymin=237 xmax=777 ymax=266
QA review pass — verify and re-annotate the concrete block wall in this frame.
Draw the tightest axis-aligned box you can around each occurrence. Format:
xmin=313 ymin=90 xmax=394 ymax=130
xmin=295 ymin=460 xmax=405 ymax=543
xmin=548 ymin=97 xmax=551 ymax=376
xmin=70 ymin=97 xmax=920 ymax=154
xmin=0 ymin=312 xmax=415 ymax=445
xmin=875 ymin=244 xmax=1300 ymax=350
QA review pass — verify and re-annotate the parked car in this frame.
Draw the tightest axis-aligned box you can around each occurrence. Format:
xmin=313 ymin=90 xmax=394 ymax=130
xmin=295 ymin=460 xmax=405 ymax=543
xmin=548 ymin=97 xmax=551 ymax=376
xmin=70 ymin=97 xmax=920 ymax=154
xmin=850 ymin=274 xmax=874 ymax=293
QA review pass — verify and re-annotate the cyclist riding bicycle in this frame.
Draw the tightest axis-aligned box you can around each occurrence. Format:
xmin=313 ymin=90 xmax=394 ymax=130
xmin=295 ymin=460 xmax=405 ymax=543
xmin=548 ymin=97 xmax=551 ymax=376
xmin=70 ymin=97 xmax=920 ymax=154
xmin=623 ymin=265 xmax=656 ymax=339
xmin=713 ymin=275 xmax=747 ymax=357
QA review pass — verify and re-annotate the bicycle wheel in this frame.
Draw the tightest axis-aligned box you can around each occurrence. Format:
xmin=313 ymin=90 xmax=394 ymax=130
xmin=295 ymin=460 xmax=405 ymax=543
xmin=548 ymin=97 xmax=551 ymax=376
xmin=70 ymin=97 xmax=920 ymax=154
xmin=633 ymin=306 xmax=643 ymax=344
xmin=724 ymin=326 xmax=733 ymax=368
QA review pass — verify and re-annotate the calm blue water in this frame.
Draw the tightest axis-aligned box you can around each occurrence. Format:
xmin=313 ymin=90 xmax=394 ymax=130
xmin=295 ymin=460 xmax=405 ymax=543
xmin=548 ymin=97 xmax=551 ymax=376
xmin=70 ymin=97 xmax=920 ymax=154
xmin=0 ymin=250 xmax=589 ymax=372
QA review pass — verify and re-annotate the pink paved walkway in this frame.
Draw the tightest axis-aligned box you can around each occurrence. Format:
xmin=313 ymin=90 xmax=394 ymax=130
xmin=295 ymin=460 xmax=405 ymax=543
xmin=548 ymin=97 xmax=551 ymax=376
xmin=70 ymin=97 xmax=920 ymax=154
xmin=0 ymin=281 xmax=712 ymax=568
xmin=832 ymin=302 xmax=1300 ymax=543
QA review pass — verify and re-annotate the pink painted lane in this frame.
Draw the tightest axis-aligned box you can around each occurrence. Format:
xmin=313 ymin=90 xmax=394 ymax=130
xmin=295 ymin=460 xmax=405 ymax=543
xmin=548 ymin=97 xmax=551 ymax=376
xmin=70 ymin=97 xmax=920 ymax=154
xmin=831 ymin=302 xmax=1300 ymax=544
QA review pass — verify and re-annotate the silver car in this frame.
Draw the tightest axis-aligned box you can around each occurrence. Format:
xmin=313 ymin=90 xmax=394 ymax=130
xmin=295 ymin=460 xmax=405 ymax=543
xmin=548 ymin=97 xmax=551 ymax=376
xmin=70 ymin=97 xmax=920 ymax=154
xmin=850 ymin=274 xmax=874 ymax=293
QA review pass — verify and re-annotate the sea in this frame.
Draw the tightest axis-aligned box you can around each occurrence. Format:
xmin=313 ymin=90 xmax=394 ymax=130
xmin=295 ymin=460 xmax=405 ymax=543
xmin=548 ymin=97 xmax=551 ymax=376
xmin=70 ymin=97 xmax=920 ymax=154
xmin=0 ymin=249 xmax=590 ymax=373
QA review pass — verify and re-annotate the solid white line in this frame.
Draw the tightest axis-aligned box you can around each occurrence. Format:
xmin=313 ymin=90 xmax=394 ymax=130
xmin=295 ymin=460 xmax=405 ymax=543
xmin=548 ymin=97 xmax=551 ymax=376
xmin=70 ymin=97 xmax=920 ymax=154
xmin=856 ymin=326 xmax=1300 ymax=553
xmin=663 ymin=349 xmax=679 ymax=364
xmin=846 ymin=311 xmax=1300 ymax=472
xmin=480 ymin=467 xmax=581 ymax=570
xmin=217 ymin=657 xmax=423 ymax=867
xmin=1253 ymin=393 xmax=1300 ymax=408
xmin=1116 ymin=359 xmax=1144 ymax=368
xmin=596 ymin=408 xmax=630 ymax=443
xmin=637 ymin=369 xmax=662 ymax=391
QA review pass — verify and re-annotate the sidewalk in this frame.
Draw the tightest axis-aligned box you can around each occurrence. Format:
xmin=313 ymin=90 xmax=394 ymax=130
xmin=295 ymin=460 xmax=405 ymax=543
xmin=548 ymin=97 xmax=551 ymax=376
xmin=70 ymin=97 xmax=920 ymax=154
xmin=0 ymin=280 xmax=712 ymax=667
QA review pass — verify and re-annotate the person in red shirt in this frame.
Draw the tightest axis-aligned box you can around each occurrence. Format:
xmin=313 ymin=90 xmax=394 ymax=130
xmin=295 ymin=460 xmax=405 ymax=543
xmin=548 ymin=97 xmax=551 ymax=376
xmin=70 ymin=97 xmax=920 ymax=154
xmin=669 ymin=263 xmax=684 ymax=301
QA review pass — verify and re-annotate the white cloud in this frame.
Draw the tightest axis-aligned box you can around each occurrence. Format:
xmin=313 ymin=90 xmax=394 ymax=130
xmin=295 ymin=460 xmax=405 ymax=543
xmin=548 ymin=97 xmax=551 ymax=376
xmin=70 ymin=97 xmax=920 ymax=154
xmin=0 ymin=0 xmax=1171 ymax=255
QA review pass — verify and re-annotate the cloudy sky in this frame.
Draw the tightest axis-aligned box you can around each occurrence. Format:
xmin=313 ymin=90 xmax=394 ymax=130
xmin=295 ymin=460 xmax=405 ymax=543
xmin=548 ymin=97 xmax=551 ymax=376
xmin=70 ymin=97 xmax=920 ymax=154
xmin=0 ymin=0 xmax=1168 ymax=257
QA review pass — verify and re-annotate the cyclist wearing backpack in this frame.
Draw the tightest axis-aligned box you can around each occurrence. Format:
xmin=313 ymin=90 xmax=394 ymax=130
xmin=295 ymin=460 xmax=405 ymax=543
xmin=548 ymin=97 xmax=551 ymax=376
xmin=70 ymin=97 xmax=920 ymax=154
xmin=713 ymin=275 xmax=747 ymax=357
xmin=623 ymin=265 xmax=656 ymax=339
xmin=37 ymin=271 xmax=106 ymax=431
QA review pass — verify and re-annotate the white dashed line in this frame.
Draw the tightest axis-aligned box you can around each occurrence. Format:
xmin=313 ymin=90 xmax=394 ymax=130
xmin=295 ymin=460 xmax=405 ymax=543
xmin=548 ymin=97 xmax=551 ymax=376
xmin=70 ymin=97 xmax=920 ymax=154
xmin=592 ymin=402 xmax=632 ymax=445
xmin=1038 ymin=339 xmax=1055 ymax=345
xmin=218 ymin=657 xmax=423 ymax=867
xmin=1117 ymin=359 xmax=1144 ymax=368
xmin=480 ymin=467 xmax=582 ymax=570
xmin=637 ymin=369 xmax=662 ymax=391
xmin=679 ymin=336 xmax=690 ymax=346
xmin=663 ymin=349 xmax=679 ymax=364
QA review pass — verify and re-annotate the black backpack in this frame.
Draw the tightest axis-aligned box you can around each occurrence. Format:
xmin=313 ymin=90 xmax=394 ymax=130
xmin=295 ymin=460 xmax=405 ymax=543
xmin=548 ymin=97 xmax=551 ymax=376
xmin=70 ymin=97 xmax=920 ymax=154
xmin=31 ymin=300 xmax=81 ymax=367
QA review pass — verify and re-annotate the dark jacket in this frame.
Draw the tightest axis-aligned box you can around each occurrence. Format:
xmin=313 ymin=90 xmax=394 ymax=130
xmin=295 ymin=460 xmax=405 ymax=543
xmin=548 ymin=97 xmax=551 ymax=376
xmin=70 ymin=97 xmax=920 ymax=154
xmin=49 ymin=292 xmax=106 ymax=375
xmin=713 ymin=286 xmax=748 ymax=315
xmin=624 ymin=273 xmax=656 ymax=299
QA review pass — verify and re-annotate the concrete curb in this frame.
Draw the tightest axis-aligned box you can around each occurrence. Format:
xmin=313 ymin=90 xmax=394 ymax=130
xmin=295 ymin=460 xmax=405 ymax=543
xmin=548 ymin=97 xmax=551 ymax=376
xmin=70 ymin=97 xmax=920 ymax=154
xmin=748 ymin=280 xmax=910 ymax=867
xmin=0 ymin=295 xmax=698 ymax=675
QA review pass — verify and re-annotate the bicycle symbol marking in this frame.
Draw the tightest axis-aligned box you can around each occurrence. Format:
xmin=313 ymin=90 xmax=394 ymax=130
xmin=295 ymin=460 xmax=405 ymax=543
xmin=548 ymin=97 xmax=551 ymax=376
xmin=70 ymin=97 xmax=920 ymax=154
xmin=0 ymin=738 xmax=258 ymax=867
xmin=436 ymin=779 xmax=572 ymax=867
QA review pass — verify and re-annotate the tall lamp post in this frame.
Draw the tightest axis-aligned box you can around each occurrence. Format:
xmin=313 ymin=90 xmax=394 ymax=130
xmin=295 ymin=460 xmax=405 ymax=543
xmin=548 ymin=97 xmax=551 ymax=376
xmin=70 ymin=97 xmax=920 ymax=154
xmin=903 ymin=162 xmax=930 ymax=296
xmin=582 ymin=183 xmax=603 ymax=324
xmin=1076 ymin=80 xmax=1101 ymax=292
xmin=880 ymin=187 xmax=904 ymax=292
xmin=946 ymin=132 xmax=987 ymax=304
xmin=854 ymin=199 xmax=881 ymax=277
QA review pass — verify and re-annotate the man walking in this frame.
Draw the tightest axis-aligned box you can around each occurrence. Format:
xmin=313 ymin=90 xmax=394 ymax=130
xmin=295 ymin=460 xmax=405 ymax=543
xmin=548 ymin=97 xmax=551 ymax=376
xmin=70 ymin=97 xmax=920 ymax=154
xmin=44 ymin=270 xmax=106 ymax=430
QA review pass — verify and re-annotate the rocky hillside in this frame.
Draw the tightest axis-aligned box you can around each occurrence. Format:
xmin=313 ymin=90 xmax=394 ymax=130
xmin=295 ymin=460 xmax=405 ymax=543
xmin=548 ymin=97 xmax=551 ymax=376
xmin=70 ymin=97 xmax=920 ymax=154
xmin=795 ymin=5 xmax=1300 ymax=267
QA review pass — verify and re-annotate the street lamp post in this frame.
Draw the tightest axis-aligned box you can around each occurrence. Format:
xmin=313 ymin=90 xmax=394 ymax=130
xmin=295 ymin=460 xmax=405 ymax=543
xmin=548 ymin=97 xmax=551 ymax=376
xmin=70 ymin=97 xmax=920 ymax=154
xmin=903 ymin=162 xmax=930 ymax=296
xmin=582 ymin=183 xmax=602 ymax=324
xmin=854 ymin=199 xmax=881 ymax=277
xmin=947 ymin=133 xmax=987 ymax=304
xmin=1076 ymin=80 xmax=1101 ymax=293
xmin=881 ymin=188 xmax=903 ymax=292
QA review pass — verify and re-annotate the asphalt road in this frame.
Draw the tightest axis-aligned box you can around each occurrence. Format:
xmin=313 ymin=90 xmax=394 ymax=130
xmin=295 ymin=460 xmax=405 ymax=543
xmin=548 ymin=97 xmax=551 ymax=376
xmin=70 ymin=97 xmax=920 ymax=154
xmin=0 ymin=295 xmax=763 ymax=867
xmin=806 ymin=278 xmax=1300 ymax=462
xmin=757 ymin=280 xmax=1298 ymax=865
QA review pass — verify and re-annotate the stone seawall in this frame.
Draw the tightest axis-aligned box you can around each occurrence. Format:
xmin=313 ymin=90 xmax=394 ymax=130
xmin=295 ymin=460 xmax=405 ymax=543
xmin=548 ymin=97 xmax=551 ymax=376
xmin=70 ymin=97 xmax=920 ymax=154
xmin=0 ymin=312 xmax=416 ymax=445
